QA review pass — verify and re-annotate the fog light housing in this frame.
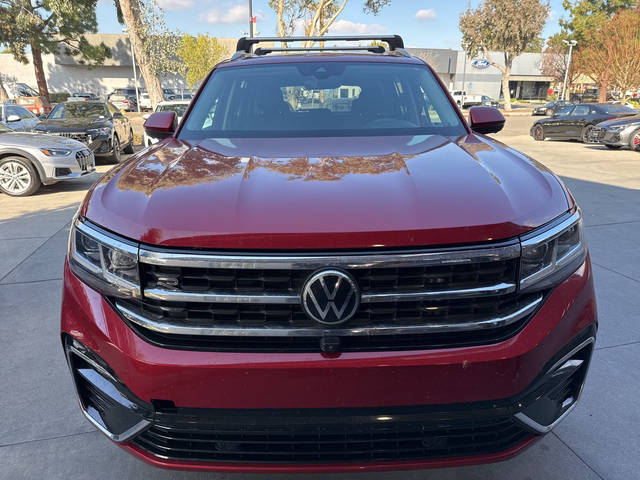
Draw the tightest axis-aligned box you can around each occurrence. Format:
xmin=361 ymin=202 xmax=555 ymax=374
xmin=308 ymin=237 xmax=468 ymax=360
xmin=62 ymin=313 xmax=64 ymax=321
xmin=64 ymin=336 xmax=151 ymax=442
xmin=515 ymin=337 xmax=594 ymax=433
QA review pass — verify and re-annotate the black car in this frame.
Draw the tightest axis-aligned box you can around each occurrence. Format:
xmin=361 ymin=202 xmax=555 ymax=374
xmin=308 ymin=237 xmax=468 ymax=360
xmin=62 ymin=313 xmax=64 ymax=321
xmin=532 ymin=100 xmax=574 ymax=116
xmin=589 ymin=114 xmax=640 ymax=150
xmin=530 ymin=103 xmax=637 ymax=143
xmin=33 ymin=102 xmax=134 ymax=162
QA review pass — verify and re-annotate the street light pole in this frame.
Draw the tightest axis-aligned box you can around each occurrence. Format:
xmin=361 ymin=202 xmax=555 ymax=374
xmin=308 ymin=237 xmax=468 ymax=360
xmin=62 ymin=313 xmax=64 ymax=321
xmin=561 ymin=39 xmax=577 ymax=102
xmin=249 ymin=0 xmax=254 ymax=37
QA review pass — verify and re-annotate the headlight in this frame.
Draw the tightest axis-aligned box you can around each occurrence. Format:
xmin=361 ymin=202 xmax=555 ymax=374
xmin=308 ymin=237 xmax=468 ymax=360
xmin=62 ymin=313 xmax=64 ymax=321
xmin=68 ymin=219 xmax=140 ymax=298
xmin=607 ymin=125 xmax=626 ymax=132
xmin=88 ymin=127 xmax=111 ymax=137
xmin=520 ymin=210 xmax=585 ymax=291
xmin=40 ymin=148 xmax=71 ymax=157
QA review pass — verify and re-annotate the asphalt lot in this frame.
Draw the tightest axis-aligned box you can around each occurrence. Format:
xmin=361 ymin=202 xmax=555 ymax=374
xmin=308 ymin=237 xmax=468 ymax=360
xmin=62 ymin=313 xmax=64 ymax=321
xmin=1 ymin=119 xmax=639 ymax=480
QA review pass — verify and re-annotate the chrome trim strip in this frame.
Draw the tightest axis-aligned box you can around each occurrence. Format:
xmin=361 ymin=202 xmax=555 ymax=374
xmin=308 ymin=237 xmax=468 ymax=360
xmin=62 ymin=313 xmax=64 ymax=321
xmin=514 ymin=337 xmax=595 ymax=434
xmin=144 ymin=289 xmax=300 ymax=304
xmin=143 ymin=282 xmax=516 ymax=304
xmin=76 ymin=219 xmax=138 ymax=255
xmin=520 ymin=210 xmax=581 ymax=248
xmin=115 ymin=295 xmax=542 ymax=337
xmin=361 ymin=282 xmax=516 ymax=303
xmin=138 ymin=243 xmax=520 ymax=270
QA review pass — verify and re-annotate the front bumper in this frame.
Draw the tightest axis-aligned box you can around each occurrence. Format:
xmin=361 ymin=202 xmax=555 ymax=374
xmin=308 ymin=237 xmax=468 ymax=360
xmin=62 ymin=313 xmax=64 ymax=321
xmin=590 ymin=127 xmax=634 ymax=146
xmin=61 ymin=257 xmax=597 ymax=472
xmin=39 ymin=151 xmax=96 ymax=185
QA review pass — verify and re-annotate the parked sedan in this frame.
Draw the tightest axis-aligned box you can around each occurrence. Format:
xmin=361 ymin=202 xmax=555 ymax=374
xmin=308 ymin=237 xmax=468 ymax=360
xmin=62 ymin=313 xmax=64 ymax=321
xmin=531 ymin=100 xmax=573 ymax=117
xmin=33 ymin=102 xmax=134 ymax=162
xmin=590 ymin=114 xmax=640 ymax=150
xmin=0 ymin=103 xmax=40 ymax=131
xmin=480 ymin=95 xmax=500 ymax=108
xmin=0 ymin=123 xmax=94 ymax=196
xmin=530 ymin=103 xmax=637 ymax=143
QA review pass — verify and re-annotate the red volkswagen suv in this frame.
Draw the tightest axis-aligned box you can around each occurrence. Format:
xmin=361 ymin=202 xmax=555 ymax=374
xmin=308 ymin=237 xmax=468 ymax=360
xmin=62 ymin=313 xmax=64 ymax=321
xmin=61 ymin=35 xmax=597 ymax=473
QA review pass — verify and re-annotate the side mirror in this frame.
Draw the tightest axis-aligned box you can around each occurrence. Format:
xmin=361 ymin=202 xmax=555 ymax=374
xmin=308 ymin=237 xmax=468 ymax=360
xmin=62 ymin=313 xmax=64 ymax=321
xmin=6 ymin=115 xmax=20 ymax=123
xmin=144 ymin=111 xmax=176 ymax=140
xmin=468 ymin=106 xmax=505 ymax=134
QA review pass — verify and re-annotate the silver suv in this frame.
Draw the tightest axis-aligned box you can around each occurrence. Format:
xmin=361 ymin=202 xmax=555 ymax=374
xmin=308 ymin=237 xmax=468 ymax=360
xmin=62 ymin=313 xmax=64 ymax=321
xmin=0 ymin=124 xmax=95 ymax=196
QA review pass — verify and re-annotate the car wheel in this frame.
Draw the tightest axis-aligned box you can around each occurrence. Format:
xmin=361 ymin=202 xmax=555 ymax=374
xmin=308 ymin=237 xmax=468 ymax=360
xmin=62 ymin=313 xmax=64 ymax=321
xmin=581 ymin=125 xmax=594 ymax=144
xmin=0 ymin=156 xmax=41 ymax=196
xmin=605 ymin=144 xmax=622 ymax=149
xmin=111 ymin=136 xmax=121 ymax=163
xmin=629 ymin=128 xmax=640 ymax=151
xmin=533 ymin=125 xmax=545 ymax=141
xmin=123 ymin=129 xmax=135 ymax=154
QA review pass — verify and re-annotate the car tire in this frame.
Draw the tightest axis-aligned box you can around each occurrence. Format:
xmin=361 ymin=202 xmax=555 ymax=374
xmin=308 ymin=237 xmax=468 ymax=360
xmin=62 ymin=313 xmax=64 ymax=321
xmin=533 ymin=125 xmax=545 ymax=141
xmin=629 ymin=128 xmax=640 ymax=151
xmin=123 ymin=129 xmax=135 ymax=154
xmin=581 ymin=125 xmax=594 ymax=144
xmin=0 ymin=156 xmax=41 ymax=196
xmin=111 ymin=135 xmax=122 ymax=163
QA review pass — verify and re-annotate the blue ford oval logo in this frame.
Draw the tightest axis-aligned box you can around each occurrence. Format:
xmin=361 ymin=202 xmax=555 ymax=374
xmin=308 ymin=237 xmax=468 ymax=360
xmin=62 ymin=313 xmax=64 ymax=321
xmin=472 ymin=59 xmax=490 ymax=69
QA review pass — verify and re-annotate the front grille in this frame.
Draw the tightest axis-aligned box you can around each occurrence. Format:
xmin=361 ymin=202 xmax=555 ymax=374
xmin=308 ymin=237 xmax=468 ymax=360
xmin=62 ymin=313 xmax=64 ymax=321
xmin=143 ymin=260 xmax=516 ymax=295
xmin=591 ymin=128 xmax=606 ymax=140
xmin=132 ymin=406 xmax=532 ymax=464
xmin=114 ymin=242 xmax=545 ymax=353
xmin=48 ymin=132 xmax=90 ymax=145
xmin=75 ymin=149 xmax=93 ymax=169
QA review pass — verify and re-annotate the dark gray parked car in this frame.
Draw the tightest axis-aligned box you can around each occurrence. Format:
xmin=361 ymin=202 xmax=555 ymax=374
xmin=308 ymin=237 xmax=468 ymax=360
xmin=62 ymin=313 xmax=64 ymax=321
xmin=590 ymin=114 xmax=640 ymax=150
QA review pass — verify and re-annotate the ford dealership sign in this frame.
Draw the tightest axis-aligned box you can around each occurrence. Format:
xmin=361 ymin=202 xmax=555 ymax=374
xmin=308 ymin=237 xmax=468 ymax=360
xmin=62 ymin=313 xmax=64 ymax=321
xmin=472 ymin=59 xmax=490 ymax=69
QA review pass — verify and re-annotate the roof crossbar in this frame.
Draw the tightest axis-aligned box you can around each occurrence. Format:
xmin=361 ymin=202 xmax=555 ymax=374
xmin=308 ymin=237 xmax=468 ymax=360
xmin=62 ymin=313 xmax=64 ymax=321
xmin=236 ymin=35 xmax=405 ymax=54
xmin=254 ymin=45 xmax=385 ymax=55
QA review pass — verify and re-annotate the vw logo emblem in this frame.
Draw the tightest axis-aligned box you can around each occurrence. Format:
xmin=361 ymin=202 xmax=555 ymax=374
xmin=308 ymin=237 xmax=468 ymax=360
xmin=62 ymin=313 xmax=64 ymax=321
xmin=301 ymin=270 xmax=360 ymax=325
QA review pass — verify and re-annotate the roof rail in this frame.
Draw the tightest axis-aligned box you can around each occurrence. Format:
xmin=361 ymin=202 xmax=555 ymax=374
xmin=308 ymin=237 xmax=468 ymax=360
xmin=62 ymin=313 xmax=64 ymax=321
xmin=236 ymin=35 xmax=405 ymax=54
xmin=254 ymin=45 xmax=385 ymax=55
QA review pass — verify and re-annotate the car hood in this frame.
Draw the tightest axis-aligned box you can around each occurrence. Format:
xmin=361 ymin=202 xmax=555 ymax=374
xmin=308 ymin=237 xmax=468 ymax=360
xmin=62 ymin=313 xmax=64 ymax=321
xmin=598 ymin=114 xmax=640 ymax=128
xmin=35 ymin=118 xmax=109 ymax=132
xmin=82 ymin=134 xmax=570 ymax=249
xmin=0 ymin=132 xmax=86 ymax=149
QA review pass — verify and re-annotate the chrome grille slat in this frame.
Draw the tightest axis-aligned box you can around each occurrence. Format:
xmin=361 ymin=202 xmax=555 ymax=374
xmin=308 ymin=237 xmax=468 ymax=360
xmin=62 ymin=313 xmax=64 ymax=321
xmin=115 ymin=295 xmax=542 ymax=337
xmin=143 ymin=281 xmax=517 ymax=304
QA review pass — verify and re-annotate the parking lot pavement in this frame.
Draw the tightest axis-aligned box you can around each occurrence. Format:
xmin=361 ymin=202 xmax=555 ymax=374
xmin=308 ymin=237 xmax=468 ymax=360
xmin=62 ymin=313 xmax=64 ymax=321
xmin=1 ymin=127 xmax=638 ymax=480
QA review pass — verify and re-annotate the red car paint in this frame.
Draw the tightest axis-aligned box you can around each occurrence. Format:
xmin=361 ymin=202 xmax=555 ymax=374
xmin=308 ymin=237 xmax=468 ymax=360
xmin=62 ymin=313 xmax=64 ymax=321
xmin=62 ymin=47 xmax=597 ymax=472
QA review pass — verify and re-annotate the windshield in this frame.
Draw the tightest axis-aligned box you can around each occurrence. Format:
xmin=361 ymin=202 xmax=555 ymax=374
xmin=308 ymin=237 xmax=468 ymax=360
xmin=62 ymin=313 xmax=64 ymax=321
xmin=180 ymin=62 xmax=466 ymax=139
xmin=157 ymin=104 xmax=189 ymax=117
xmin=50 ymin=103 xmax=108 ymax=119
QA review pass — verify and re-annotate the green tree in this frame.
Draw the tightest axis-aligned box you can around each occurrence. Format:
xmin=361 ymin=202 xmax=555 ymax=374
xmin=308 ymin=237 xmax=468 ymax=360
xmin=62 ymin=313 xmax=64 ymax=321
xmin=0 ymin=0 xmax=110 ymax=101
xmin=459 ymin=0 xmax=550 ymax=111
xmin=560 ymin=0 xmax=635 ymax=42
xmin=176 ymin=35 xmax=228 ymax=89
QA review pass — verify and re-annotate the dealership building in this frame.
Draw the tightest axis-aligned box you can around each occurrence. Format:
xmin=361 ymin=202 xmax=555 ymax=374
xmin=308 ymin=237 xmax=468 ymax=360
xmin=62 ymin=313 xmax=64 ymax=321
xmin=407 ymin=48 xmax=556 ymax=100
xmin=1 ymin=35 xmax=557 ymax=100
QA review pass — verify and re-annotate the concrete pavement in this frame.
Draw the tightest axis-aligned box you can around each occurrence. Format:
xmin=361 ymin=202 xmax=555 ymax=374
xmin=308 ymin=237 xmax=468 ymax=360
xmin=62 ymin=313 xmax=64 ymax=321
xmin=1 ymin=125 xmax=639 ymax=480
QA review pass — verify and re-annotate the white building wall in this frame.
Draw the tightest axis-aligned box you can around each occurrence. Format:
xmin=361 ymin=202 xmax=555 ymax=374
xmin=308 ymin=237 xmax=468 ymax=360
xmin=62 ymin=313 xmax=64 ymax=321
xmin=1 ymin=53 xmax=186 ymax=99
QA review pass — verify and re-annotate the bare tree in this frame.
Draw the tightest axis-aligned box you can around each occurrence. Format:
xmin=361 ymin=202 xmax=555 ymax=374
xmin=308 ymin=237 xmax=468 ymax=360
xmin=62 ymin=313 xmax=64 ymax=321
xmin=269 ymin=0 xmax=391 ymax=46
xmin=0 ymin=76 xmax=9 ymax=102
xmin=541 ymin=35 xmax=580 ymax=88
xmin=459 ymin=0 xmax=550 ymax=111
xmin=574 ymin=7 xmax=640 ymax=103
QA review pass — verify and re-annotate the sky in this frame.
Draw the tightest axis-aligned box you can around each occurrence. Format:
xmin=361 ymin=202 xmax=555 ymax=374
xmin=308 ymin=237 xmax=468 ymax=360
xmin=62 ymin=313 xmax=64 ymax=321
xmin=96 ymin=0 xmax=567 ymax=50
